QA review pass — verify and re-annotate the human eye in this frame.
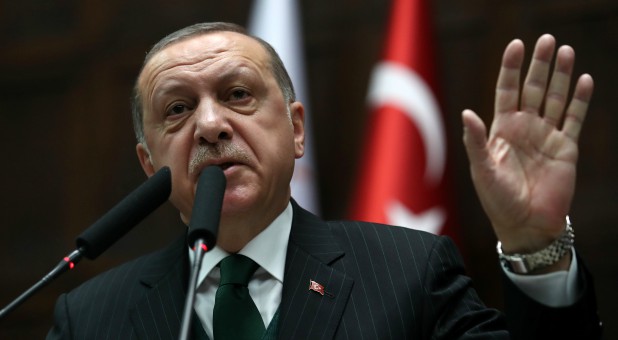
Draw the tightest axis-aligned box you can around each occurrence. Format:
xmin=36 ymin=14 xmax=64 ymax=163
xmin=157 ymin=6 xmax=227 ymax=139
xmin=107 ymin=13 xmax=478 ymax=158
xmin=220 ymin=83 xmax=257 ymax=114
xmin=228 ymin=88 xmax=251 ymax=102
xmin=166 ymin=103 xmax=192 ymax=116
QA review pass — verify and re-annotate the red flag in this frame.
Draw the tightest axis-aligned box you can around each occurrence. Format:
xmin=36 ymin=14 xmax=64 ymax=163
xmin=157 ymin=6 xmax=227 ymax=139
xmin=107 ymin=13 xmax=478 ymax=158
xmin=349 ymin=0 xmax=457 ymax=241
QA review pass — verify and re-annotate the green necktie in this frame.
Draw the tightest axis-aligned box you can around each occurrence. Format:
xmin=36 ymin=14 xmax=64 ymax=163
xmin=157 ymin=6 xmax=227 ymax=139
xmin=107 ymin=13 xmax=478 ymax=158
xmin=213 ymin=254 xmax=265 ymax=340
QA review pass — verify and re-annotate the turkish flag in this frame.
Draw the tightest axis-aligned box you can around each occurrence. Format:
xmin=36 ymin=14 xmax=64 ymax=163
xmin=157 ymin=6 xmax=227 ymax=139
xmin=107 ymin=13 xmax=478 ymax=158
xmin=349 ymin=0 xmax=457 ymax=241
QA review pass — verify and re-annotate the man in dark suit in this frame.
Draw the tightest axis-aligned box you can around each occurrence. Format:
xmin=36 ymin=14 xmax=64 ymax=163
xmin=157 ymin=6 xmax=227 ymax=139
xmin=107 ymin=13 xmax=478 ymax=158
xmin=47 ymin=22 xmax=601 ymax=339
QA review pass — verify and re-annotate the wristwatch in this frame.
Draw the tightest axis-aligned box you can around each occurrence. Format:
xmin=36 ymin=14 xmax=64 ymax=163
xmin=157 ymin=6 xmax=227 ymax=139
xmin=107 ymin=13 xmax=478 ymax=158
xmin=497 ymin=216 xmax=574 ymax=274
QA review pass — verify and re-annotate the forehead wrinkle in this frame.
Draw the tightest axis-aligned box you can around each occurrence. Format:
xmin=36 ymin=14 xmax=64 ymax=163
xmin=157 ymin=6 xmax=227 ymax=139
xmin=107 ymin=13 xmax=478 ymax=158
xmin=141 ymin=50 xmax=219 ymax=99
xmin=149 ymin=59 xmax=267 ymax=106
xmin=138 ymin=32 xmax=274 ymax=114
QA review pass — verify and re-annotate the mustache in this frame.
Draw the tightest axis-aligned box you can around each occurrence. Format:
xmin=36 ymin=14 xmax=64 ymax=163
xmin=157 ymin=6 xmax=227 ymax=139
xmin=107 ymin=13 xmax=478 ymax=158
xmin=189 ymin=142 xmax=250 ymax=174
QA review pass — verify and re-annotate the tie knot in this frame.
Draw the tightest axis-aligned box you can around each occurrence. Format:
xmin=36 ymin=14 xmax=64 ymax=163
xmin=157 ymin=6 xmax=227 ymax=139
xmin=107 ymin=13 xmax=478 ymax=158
xmin=219 ymin=254 xmax=259 ymax=286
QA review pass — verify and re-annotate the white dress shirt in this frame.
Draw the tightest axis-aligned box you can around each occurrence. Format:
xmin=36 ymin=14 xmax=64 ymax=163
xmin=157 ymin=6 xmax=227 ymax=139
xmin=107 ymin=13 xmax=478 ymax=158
xmin=190 ymin=203 xmax=293 ymax=340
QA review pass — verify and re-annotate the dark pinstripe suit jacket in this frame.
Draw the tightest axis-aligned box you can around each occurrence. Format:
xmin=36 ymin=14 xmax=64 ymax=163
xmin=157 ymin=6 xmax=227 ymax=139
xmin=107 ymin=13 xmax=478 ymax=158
xmin=47 ymin=201 xmax=601 ymax=339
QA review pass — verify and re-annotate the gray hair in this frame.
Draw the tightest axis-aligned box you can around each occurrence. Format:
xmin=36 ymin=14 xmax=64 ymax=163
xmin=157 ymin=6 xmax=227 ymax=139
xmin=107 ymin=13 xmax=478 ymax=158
xmin=131 ymin=22 xmax=296 ymax=143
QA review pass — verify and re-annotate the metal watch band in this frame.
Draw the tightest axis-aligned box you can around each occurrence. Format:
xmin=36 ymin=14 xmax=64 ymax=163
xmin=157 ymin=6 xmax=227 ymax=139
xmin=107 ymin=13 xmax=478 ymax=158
xmin=497 ymin=216 xmax=575 ymax=274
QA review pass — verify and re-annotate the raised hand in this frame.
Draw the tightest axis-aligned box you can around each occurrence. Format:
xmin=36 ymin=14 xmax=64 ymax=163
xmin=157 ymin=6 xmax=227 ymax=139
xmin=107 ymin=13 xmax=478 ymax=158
xmin=462 ymin=34 xmax=594 ymax=258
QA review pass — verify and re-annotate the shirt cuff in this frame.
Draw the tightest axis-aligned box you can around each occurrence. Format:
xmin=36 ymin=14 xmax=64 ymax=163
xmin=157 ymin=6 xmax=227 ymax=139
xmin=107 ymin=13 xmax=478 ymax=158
xmin=503 ymin=248 xmax=580 ymax=307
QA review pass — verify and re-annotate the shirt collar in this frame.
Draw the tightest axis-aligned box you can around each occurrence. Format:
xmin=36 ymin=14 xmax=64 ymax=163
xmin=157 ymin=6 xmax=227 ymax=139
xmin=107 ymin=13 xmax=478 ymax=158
xmin=189 ymin=202 xmax=293 ymax=285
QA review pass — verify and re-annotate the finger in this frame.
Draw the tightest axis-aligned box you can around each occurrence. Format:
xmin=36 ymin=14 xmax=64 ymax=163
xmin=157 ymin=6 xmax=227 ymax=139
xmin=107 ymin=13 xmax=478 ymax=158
xmin=543 ymin=45 xmax=575 ymax=126
xmin=495 ymin=39 xmax=525 ymax=116
xmin=563 ymin=74 xmax=594 ymax=142
xmin=520 ymin=34 xmax=556 ymax=114
xmin=462 ymin=109 xmax=490 ymax=167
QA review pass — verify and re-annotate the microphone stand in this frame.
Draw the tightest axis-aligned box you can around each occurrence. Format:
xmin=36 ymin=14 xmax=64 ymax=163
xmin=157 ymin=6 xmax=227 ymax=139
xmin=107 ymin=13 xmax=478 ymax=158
xmin=179 ymin=238 xmax=209 ymax=340
xmin=0 ymin=248 xmax=84 ymax=320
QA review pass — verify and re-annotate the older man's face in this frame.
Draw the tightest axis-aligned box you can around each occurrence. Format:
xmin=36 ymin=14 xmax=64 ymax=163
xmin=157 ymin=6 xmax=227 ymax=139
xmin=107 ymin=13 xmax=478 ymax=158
xmin=135 ymin=31 xmax=305 ymax=226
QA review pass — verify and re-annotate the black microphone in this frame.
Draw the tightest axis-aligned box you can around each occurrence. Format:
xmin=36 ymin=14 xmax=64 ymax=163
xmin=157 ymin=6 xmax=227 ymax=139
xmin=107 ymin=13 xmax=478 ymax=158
xmin=179 ymin=165 xmax=226 ymax=339
xmin=187 ymin=165 xmax=226 ymax=250
xmin=0 ymin=167 xmax=171 ymax=320
xmin=76 ymin=166 xmax=172 ymax=259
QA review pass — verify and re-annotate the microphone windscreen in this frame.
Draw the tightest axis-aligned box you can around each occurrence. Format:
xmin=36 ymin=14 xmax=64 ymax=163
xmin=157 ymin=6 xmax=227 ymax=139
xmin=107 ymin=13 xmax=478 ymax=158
xmin=187 ymin=166 xmax=226 ymax=249
xmin=76 ymin=167 xmax=172 ymax=259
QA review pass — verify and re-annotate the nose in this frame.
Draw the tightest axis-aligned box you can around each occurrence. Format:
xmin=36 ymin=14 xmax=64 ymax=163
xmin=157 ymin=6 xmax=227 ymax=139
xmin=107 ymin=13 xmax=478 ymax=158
xmin=193 ymin=101 xmax=233 ymax=145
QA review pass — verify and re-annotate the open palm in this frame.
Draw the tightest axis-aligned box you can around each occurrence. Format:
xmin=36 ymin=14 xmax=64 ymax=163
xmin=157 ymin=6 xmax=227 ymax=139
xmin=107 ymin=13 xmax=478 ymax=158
xmin=463 ymin=34 xmax=594 ymax=253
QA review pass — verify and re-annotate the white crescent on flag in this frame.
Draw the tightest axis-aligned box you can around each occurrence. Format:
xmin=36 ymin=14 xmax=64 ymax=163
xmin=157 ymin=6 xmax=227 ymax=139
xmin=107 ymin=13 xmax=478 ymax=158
xmin=367 ymin=61 xmax=446 ymax=185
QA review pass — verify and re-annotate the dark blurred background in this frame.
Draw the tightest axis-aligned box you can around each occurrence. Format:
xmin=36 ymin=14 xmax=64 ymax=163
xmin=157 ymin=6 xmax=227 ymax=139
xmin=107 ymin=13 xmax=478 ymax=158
xmin=0 ymin=0 xmax=616 ymax=338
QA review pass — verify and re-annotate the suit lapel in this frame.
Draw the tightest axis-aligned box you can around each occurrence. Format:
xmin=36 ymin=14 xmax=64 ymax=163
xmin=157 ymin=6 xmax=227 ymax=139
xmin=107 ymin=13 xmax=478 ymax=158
xmin=278 ymin=202 xmax=354 ymax=339
xmin=129 ymin=235 xmax=189 ymax=340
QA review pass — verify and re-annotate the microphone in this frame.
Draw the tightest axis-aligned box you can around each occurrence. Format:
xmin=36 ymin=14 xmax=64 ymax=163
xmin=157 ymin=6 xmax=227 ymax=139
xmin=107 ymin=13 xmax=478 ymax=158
xmin=0 ymin=167 xmax=172 ymax=320
xmin=187 ymin=165 xmax=226 ymax=250
xmin=179 ymin=165 xmax=226 ymax=339
xmin=76 ymin=166 xmax=172 ymax=259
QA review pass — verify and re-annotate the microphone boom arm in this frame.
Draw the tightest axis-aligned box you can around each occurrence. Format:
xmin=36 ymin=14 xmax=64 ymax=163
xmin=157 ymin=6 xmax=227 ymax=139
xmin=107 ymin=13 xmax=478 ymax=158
xmin=0 ymin=248 xmax=84 ymax=319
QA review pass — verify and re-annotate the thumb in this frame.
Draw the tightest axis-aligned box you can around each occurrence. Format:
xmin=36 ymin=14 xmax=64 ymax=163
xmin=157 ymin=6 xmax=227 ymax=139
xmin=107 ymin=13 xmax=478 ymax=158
xmin=462 ymin=109 xmax=489 ymax=167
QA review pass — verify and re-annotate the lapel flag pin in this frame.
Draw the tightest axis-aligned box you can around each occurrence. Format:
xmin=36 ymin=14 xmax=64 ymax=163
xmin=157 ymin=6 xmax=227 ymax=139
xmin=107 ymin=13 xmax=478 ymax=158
xmin=308 ymin=279 xmax=325 ymax=296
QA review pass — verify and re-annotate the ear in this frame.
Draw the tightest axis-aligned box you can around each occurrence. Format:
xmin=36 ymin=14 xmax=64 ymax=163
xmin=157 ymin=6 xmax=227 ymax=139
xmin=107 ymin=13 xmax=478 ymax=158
xmin=290 ymin=101 xmax=305 ymax=159
xmin=136 ymin=142 xmax=155 ymax=177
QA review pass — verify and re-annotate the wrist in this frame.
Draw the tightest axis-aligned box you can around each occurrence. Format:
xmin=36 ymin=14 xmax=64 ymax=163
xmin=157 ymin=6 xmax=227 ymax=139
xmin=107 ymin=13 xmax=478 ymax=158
xmin=497 ymin=216 xmax=574 ymax=274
